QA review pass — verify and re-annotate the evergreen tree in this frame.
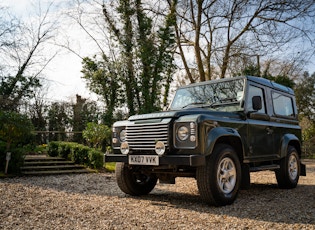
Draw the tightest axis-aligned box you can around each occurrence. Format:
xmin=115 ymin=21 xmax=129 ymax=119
xmin=82 ymin=0 xmax=177 ymax=123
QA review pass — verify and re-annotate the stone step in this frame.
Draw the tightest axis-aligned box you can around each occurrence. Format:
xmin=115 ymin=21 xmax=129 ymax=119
xmin=24 ymin=155 xmax=65 ymax=161
xmin=22 ymin=169 xmax=91 ymax=175
xmin=21 ymin=165 xmax=86 ymax=170
xmin=23 ymin=160 xmax=75 ymax=166
xmin=21 ymin=155 xmax=91 ymax=176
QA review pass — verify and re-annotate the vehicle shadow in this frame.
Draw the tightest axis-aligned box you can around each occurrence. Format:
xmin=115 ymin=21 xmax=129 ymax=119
xmin=136 ymin=182 xmax=315 ymax=226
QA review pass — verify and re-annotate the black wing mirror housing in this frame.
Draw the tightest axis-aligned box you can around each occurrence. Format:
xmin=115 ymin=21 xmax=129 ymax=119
xmin=252 ymin=96 xmax=262 ymax=111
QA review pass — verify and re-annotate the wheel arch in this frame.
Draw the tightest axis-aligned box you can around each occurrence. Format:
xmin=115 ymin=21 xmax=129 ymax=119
xmin=280 ymin=134 xmax=302 ymax=159
xmin=206 ymin=127 xmax=244 ymax=162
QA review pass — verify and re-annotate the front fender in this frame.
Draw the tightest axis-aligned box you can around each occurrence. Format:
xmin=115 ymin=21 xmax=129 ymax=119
xmin=280 ymin=134 xmax=301 ymax=158
xmin=205 ymin=127 xmax=242 ymax=156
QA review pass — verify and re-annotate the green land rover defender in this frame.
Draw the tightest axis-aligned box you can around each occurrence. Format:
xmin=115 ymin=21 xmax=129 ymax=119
xmin=106 ymin=76 xmax=306 ymax=206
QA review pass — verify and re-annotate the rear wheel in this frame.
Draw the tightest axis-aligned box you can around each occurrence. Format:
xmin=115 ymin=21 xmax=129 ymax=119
xmin=196 ymin=144 xmax=241 ymax=206
xmin=115 ymin=162 xmax=157 ymax=196
xmin=275 ymin=146 xmax=300 ymax=189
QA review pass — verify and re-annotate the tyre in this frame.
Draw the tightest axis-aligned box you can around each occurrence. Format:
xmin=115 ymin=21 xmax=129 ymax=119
xmin=115 ymin=162 xmax=157 ymax=196
xmin=275 ymin=146 xmax=300 ymax=189
xmin=196 ymin=144 xmax=241 ymax=206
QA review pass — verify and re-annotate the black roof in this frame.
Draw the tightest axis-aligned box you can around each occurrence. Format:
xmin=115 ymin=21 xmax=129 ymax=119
xmin=247 ymin=76 xmax=294 ymax=94
xmin=179 ymin=76 xmax=294 ymax=95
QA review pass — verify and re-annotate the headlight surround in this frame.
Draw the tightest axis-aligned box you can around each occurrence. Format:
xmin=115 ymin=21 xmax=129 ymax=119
xmin=177 ymin=125 xmax=189 ymax=141
xmin=119 ymin=129 xmax=127 ymax=142
xmin=112 ymin=125 xmax=126 ymax=149
xmin=174 ymin=121 xmax=197 ymax=149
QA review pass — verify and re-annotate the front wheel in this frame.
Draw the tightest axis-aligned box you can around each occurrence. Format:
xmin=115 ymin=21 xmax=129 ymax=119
xmin=115 ymin=162 xmax=157 ymax=196
xmin=196 ymin=144 xmax=241 ymax=206
xmin=275 ymin=146 xmax=300 ymax=189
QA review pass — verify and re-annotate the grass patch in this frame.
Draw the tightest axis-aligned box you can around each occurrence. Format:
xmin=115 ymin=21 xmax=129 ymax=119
xmin=0 ymin=172 xmax=16 ymax=178
xmin=105 ymin=162 xmax=116 ymax=172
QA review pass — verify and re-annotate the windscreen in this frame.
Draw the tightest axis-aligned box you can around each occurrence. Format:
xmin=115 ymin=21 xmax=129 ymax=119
xmin=170 ymin=78 xmax=245 ymax=112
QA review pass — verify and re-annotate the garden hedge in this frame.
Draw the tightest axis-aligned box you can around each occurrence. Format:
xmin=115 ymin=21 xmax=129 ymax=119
xmin=48 ymin=141 xmax=104 ymax=169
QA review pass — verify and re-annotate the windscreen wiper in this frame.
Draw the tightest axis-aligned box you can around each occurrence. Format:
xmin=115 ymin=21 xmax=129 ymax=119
xmin=209 ymin=98 xmax=238 ymax=107
xmin=182 ymin=98 xmax=238 ymax=109
xmin=182 ymin=102 xmax=208 ymax=109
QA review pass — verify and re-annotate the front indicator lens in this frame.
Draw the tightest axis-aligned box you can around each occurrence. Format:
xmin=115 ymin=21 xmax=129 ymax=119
xmin=120 ymin=142 xmax=129 ymax=154
xmin=177 ymin=126 xmax=189 ymax=141
xmin=155 ymin=141 xmax=165 ymax=156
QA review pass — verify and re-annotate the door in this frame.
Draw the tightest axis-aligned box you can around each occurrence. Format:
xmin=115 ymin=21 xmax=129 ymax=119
xmin=246 ymin=84 xmax=276 ymax=161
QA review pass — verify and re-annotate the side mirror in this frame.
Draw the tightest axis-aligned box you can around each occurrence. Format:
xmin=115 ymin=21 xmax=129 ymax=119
xmin=252 ymin=96 xmax=262 ymax=111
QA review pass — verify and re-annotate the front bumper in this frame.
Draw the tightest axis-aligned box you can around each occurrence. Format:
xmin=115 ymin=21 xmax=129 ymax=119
xmin=105 ymin=154 xmax=205 ymax=167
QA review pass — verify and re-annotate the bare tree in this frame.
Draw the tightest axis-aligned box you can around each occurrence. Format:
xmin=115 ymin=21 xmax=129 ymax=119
xmin=174 ymin=0 xmax=315 ymax=82
xmin=0 ymin=2 xmax=59 ymax=111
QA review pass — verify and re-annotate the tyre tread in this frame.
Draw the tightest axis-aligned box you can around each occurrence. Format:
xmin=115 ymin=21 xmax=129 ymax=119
xmin=275 ymin=146 xmax=300 ymax=189
xmin=196 ymin=144 xmax=241 ymax=206
xmin=115 ymin=162 xmax=157 ymax=196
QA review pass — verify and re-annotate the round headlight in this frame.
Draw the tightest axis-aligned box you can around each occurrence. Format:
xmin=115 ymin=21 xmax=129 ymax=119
xmin=155 ymin=141 xmax=165 ymax=156
xmin=120 ymin=142 xmax=129 ymax=154
xmin=177 ymin=126 xmax=189 ymax=141
xmin=119 ymin=129 xmax=127 ymax=142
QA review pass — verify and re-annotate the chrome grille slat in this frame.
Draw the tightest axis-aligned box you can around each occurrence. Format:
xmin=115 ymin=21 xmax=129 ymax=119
xmin=127 ymin=132 xmax=168 ymax=137
xmin=127 ymin=140 xmax=168 ymax=144
xmin=127 ymin=137 xmax=168 ymax=141
xmin=126 ymin=122 xmax=169 ymax=150
xmin=128 ymin=138 xmax=168 ymax=142
xmin=127 ymin=123 xmax=168 ymax=127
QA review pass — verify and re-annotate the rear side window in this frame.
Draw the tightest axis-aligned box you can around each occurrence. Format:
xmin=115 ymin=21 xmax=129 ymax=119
xmin=247 ymin=85 xmax=266 ymax=113
xmin=272 ymin=92 xmax=294 ymax=117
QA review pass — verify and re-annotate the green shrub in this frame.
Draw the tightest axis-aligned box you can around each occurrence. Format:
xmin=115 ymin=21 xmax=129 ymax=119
xmin=72 ymin=145 xmax=89 ymax=165
xmin=0 ymin=111 xmax=34 ymax=150
xmin=0 ymin=141 xmax=7 ymax=171
xmin=88 ymin=149 xmax=104 ymax=169
xmin=6 ymin=148 xmax=25 ymax=173
xmin=0 ymin=144 xmax=26 ymax=174
xmin=34 ymin=144 xmax=48 ymax=155
xmin=83 ymin=122 xmax=111 ymax=148
xmin=0 ymin=111 xmax=34 ymax=174
xmin=47 ymin=141 xmax=104 ymax=169
xmin=48 ymin=141 xmax=59 ymax=157
xmin=59 ymin=142 xmax=74 ymax=159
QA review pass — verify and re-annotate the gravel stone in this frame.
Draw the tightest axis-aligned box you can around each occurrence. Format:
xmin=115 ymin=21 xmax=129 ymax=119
xmin=1 ymin=160 xmax=314 ymax=229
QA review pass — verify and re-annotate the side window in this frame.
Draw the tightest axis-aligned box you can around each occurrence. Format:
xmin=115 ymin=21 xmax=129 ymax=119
xmin=247 ymin=85 xmax=266 ymax=113
xmin=272 ymin=92 xmax=294 ymax=117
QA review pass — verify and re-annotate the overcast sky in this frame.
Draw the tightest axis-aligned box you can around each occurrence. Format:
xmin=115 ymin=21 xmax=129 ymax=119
xmin=2 ymin=0 xmax=315 ymax=103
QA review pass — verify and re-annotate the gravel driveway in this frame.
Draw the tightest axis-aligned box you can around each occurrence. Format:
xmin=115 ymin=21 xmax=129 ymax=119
xmin=1 ymin=160 xmax=314 ymax=230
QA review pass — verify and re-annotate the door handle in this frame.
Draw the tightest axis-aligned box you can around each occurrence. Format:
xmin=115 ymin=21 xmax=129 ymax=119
xmin=266 ymin=127 xmax=273 ymax=135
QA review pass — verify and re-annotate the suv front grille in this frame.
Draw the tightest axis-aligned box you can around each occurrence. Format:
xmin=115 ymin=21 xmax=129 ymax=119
xmin=126 ymin=122 xmax=169 ymax=151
